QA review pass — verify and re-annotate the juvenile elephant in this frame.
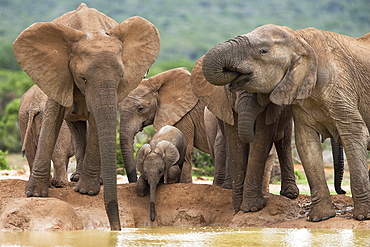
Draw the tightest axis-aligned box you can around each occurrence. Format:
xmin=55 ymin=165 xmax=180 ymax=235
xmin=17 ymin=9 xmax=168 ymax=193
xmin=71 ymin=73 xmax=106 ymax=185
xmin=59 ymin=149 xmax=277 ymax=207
xmin=13 ymin=4 xmax=160 ymax=230
xmin=135 ymin=125 xmax=186 ymax=221
xmin=19 ymin=85 xmax=74 ymax=187
xmin=119 ymin=67 xmax=217 ymax=183
xmin=200 ymin=24 xmax=370 ymax=222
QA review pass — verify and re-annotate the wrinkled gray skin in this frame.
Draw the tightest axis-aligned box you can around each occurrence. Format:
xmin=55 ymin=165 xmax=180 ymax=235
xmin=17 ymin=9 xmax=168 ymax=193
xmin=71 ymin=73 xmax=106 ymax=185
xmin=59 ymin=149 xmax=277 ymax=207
xmin=19 ymin=85 xmax=75 ymax=187
xmin=201 ymin=24 xmax=370 ymax=222
xmin=191 ymin=57 xmax=299 ymax=213
xmin=135 ymin=125 xmax=186 ymax=221
xmin=203 ymin=107 xmax=230 ymax=188
xmin=119 ymin=68 xmax=217 ymax=184
xmin=13 ymin=4 xmax=160 ymax=230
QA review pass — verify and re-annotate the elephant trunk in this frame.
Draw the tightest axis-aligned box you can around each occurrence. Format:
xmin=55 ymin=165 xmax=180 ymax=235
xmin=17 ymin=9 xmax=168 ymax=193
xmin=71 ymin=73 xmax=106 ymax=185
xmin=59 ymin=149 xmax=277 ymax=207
xmin=149 ymin=181 xmax=157 ymax=221
xmin=331 ymin=138 xmax=346 ymax=194
xmin=119 ymin=119 xmax=138 ymax=183
xmin=202 ymin=36 xmax=251 ymax=86
xmin=91 ymin=87 xmax=121 ymax=231
xmin=236 ymin=91 xmax=265 ymax=143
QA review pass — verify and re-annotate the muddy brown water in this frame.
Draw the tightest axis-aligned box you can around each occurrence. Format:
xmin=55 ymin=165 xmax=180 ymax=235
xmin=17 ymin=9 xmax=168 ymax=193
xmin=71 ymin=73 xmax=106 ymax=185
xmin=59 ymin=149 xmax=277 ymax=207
xmin=1 ymin=226 xmax=370 ymax=246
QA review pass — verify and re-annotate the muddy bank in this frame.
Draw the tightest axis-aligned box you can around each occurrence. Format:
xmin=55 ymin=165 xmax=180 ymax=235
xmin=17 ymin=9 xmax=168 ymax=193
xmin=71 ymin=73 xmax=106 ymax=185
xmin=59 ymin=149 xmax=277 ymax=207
xmin=0 ymin=179 xmax=368 ymax=231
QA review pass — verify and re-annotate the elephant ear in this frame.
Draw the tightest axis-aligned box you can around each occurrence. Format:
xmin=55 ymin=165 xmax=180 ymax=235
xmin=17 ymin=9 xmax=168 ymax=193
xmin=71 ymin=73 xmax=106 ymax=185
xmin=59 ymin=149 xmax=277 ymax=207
xmin=108 ymin=16 xmax=160 ymax=103
xmin=269 ymin=26 xmax=317 ymax=106
xmin=13 ymin=22 xmax=85 ymax=107
xmin=136 ymin=144 xmax=151 ymax=174
xmin=151 ymin=68 xmax=198 ymax=132
xmin=190 ymin=56 xmax=234 ymax=125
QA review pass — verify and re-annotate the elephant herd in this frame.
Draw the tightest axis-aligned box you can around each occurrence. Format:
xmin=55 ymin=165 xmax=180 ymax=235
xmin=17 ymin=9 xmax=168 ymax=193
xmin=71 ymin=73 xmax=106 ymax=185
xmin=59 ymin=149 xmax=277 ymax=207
xmin=13 ymin=4 xmax=370 ymax=230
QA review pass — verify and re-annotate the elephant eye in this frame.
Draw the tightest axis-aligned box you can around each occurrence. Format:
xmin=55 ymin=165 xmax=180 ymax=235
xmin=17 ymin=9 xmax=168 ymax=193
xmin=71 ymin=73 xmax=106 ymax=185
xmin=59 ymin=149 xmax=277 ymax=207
xmin=138 ymin=106 xmax=146 ymax=113
xmin=259 ymin=49 xmax=268 ymax=55
xmin=80 ymin=76 xmax=87 ymax=83
xmin=158 ymin=168 xmax=164 ymax=174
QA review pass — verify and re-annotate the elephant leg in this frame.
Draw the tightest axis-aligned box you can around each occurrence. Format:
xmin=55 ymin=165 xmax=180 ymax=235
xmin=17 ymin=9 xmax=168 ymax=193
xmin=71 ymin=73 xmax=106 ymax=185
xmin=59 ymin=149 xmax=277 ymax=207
xmin=224 ymin=120 xmax=248 ymax=212
xmin=74 ymin=115 xmax=101 ymax=195
xmin=262 ymin=147 xmax=276 ymax=193
xmin=174 ymin=117 xmax=194 ymax=183
xmin=25 ymin=99 xmax=65 ymax=197
xmin=136 ymin=175 xmax=149 ymax=197
xmin=275 ymin=120 xmax=299 ymax=199
xmin=240 ymin=117 xmax=273 ymax=212
xmin=51 ymin=155 xmax=69 ymax=188
xmin=67 ymin=121 xmax=87 ymax=182
xmin=212 ymin=131 xmax=227 ymax=187
xmin=294 ymin=114 xmax=335 ymax=221
xmin=50 ymin=122 xmax=71 ymax=187
xmin=167 ymin=165 xmax=181 ymax=184
xmin=335 ymin=122 xmax=370 ymax=221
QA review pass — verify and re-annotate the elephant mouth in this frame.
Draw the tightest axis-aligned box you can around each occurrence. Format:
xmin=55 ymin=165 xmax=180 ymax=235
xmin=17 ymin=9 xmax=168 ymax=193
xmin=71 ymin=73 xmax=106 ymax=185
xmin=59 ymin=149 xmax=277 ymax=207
xmin=227 ymin=73 xmax=254 ymax=91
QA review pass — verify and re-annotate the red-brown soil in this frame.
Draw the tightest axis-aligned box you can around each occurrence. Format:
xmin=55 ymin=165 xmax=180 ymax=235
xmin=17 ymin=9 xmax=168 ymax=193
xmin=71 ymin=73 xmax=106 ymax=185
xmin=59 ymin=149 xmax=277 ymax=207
xmin=1 ymin=178 xmax=369 ymax=231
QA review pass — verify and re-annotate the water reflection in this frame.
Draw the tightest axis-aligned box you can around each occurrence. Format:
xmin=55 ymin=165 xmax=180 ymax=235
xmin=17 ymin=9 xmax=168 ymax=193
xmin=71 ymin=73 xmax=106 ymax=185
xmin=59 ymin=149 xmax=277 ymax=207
xmin=0 ymin=227 xmax=369 ymax=247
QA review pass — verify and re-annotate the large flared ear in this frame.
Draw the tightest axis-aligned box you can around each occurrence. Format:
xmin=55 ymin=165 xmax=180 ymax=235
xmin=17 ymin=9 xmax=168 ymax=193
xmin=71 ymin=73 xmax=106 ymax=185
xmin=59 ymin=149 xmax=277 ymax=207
xmin=108 ymin=16 xmax=160 ymax=103
xmin=151 ymin=68 xmax=198 ymax=132
xmin=190 ymin=56 xmax=234 ymax=125
xmin=13 ymin=22 xmax=85 ymax=107
xmin=269 ymin=27 xmax=317 ymax=105
xmin=136 ymin=144 xmax=151 ymax=174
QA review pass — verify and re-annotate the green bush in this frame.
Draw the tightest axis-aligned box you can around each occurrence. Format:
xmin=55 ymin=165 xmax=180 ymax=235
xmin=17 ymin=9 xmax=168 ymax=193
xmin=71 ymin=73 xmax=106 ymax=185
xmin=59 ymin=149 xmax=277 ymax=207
xmin=191 ymin=148 xmax=214 ymax=177
xmin=0 ymin=150 xmax=9 ymax=170
xmin=0 ymin=98 xmax=21 ymax=152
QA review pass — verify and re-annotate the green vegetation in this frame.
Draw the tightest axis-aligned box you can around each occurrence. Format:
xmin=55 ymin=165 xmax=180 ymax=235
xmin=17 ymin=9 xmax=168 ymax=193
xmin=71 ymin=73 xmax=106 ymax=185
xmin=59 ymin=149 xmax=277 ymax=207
xmin=0 ymin=150 xmax=9 ymax=170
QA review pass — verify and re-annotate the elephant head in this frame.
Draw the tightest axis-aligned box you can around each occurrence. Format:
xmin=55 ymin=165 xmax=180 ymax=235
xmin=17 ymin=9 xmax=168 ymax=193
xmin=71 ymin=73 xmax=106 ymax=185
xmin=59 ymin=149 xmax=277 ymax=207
xmin=119 ymin=68 xmax=197 ymax=183
xmin=192 ymin=57 xmax=283 ymax=144
xmin=136 ymin=140 xmax=181 ymax=221
xmin=201 ymin=24 xmax=317 ymax=106
xmin=13 ymin=4 xmax=160 ymax=231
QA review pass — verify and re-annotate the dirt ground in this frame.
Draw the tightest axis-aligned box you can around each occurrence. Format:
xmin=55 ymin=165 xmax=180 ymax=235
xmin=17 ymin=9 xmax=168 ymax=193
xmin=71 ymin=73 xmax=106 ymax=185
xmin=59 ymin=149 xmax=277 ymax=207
xmin=0 ymin=156 xmax=369 ymax=231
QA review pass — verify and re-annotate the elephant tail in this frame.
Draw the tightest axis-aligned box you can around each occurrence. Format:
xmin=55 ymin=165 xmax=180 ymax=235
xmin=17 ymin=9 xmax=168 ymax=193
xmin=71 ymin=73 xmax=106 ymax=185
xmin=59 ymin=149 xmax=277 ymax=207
xmin=21 ymin=110 xmax=37 ymax=157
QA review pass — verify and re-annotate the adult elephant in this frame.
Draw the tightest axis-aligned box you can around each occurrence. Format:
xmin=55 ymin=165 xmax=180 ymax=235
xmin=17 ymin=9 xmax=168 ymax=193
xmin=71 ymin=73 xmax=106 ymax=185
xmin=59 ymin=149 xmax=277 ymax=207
xmin=19 ymin=85 xmax=74 ymax=188
xmin=119 ymin=67 xmax=224 ymax=184
xmin=200 ymin=24 xmax=370 ymax=222
xmin=192 ymin=56 xmax=346 ymax=212
xmin=13 ymin=4 xmax=160 ymax=230
xmin=191 ymin=57 xmax=299 ymax=212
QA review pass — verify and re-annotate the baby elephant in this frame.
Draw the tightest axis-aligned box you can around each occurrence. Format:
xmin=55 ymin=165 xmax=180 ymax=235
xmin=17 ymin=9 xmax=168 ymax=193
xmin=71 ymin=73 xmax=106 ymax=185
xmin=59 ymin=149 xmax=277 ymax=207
xmin=135 ymin=125 xmax=186 ymax=221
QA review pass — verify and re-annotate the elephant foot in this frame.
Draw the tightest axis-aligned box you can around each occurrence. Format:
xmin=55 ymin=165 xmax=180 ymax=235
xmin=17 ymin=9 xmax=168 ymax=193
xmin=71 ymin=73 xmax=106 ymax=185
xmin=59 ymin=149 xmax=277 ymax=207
xmin=353 ymin=202 xmax=370 ymax=221
xmin=25 ymin=175 xmax=50 ymax=197
xmin=280 ymin=182 xmax=299 ymax=199
xmin=73 ymin=175 xmax=101 ymax=196
xmin=70 ymin=172 xmax=80 ymax=182
xmin=307 ymin=201 xmax=336 ymax=222
xmin=50 ymin=177 xmax=68 ymax=188
xmin=221 ymin=181 xmax=232 ymax=189
xmin=71 ymin=173 xmax=102 ymax=185
xmin=240 ymin=193 xmax=266 ymax=212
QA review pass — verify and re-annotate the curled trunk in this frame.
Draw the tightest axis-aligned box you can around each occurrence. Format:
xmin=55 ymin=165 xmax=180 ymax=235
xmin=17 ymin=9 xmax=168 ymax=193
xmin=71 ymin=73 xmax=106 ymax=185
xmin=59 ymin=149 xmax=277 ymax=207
xmin=202 ymin=36 xmax=251 ymax=86
xmin=236 ymin=91 xmax=265 ymax=143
